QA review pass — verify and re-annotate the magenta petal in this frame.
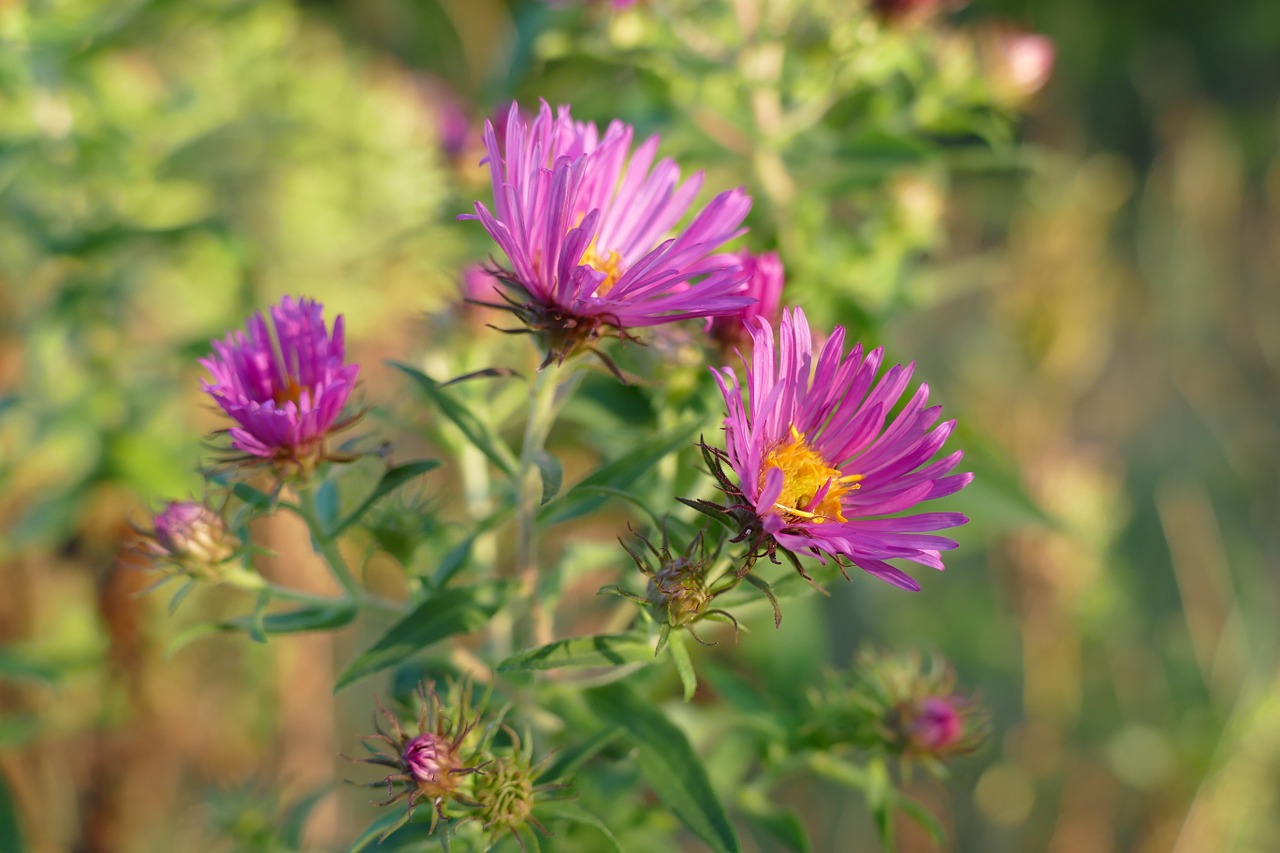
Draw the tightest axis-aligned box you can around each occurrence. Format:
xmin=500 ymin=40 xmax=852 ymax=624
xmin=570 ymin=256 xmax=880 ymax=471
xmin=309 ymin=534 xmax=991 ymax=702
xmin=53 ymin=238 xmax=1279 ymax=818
xmin=712 ymin=306 xmax=971 ymax=589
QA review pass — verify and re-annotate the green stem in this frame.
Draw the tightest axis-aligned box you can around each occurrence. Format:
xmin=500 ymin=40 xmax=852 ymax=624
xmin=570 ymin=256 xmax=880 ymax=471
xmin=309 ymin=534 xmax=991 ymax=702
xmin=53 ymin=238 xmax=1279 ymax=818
xmin=513 ymin=362 xmax=565 ymax=650
xmin=296 ymin=483 xmax=362 ymax=601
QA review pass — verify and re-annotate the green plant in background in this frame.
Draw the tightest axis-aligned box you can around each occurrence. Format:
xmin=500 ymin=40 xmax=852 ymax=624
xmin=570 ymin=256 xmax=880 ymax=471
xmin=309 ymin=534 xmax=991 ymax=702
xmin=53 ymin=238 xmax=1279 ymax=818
xmin=0 ymin=0 xmax=1068 ymax=851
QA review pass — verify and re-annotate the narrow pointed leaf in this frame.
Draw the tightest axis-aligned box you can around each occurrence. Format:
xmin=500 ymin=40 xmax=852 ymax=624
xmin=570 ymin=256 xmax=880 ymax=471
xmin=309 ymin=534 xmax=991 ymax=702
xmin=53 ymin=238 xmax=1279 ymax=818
xmin=497 ymin=634 xmax=656 ymax=672
xmin=585 ymin=682 xmax=739 ymax=853
xmin=539 ymin=422 xmax=703 ymax=526
xmin=740 ymin=801 xmax=810 ymax=853
xmin=167 ymin=604 xmax=359 ymax=655
xmin=348 ymin=810 xmax=413 ymax=852
xmin=542 ymin=727 xmax=625 ymax=784
xmin=667 ymin=631 xmax=697 ymax=702
xmin=390 ymin=361 xmax=518 ymax=477
xmin=532 ymin=449 xmax=562 ymax=505
xmin=535 ymin=801 xmax=625 ymax=852
xmin=333 ymin=459 xmax=441 ymax=536
xmin=335 ymin=581 xmax=513 ymax=691
xmin=233 ymin=481 xmax=274 ymax=510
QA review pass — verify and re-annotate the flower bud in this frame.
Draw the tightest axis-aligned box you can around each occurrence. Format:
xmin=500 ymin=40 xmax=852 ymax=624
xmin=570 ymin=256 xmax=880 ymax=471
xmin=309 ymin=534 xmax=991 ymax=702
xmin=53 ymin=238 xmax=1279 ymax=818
xmin=349 ymin=682 xmax=484 ymax=834
xmin=144 ymin=501 xmax=238 ymax=581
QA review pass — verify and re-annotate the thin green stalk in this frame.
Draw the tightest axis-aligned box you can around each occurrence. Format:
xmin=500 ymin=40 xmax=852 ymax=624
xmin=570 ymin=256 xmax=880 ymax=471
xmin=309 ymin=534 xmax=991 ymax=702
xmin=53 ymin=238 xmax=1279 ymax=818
xmin=297 ymin=483 xmax=362 ymax=601
xmin=514 ymin=362 xmax=564 ymax=650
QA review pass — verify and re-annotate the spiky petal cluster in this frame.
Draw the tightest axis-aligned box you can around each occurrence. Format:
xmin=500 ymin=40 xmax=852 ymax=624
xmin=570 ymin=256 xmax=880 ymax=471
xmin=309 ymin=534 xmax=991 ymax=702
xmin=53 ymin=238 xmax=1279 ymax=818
xmin=465 ymin=101 xmax=754 ymax=366
xmin=710 ymin=306 xmax=971 ymax=590
xmin=706 ymin=250 xmax=785 ymax=350
xmin=472 ymin=728 xmax=563 ymax=852
xmin=350 ymin=683 xmax=484 ymax=835
xmin=607 ymin=526 xmax=744 ymax=649
xmin=201 ymin=296 xmax=359 ymax=470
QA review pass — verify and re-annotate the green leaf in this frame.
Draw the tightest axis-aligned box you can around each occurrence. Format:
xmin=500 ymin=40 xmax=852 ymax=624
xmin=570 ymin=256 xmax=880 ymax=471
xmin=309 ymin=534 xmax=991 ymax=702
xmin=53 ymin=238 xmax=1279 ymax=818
xmin=315 ymin=479 xmax=342 ymax=535
xmin=333 ymin=459 xmax=441 ymax=536
xmin=535 ymin=801 xmax=625 ymax=852
xmin=390 ymin=361 xmax=518 ymax=477
xmin=532 ymin=449 xmax=562 ymax=505
xmin=539 ymin=421 xmax=703 ymax=526
xmin=232 ymin=481 xmax=274 ymax=511
xmin=585 ymin=682 xmax=739 ymax=853
xmin=897 ymin=795 xmax=947 ymax=847
xmin=0 ymin=772 xmax=24 ymax=853
xmin=739 ymin=798 xmax=810 ymax=853
xmin=348 ymin=809 xmax=413 ymax=852
xmin=279 ymin=786 xmax=333 ymax=849
xmin=335 ymin=581 xmax=513 ymax=691
xmin=542 ymin=727 xmax=625 ymax=784
xmin=675 ymin=497 xmax=735 ymax=531
xmin=667 ymin=631 xmax=697 ymax=702
xmin=166 ymin=604 xmax=358 ymax=655
xmin=497 ymin=634 xmax=656 ymax=673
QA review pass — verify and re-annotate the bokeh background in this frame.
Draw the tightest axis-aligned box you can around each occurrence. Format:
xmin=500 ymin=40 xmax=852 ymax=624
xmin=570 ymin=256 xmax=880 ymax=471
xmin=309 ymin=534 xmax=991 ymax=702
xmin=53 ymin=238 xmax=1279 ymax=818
xmin=2 ymin=0 xmax=1279 ymax=851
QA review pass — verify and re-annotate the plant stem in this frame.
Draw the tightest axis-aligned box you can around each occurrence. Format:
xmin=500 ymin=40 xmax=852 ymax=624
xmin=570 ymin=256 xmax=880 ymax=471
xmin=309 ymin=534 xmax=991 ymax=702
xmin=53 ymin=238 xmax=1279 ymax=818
xmin=514 ymin=362 xmax=564 ymax=650
xmin=296 ymin=483 xmax=362 ymax=601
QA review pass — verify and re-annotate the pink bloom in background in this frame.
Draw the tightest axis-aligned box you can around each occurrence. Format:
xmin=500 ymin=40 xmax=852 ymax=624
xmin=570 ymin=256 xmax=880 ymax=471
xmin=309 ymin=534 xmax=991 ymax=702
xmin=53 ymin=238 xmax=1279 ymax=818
xmin=908 ymin=696 xmax=964 ymax=752
xmin=464 ymin=101 xmax=753 ymax=365
xmin=201 ymin=296 xmax=359 ymax=466
xmin=711 ymin=307 xmax=971 ymax=590
xmin=706 ymin=250 xmax=784 ymax=350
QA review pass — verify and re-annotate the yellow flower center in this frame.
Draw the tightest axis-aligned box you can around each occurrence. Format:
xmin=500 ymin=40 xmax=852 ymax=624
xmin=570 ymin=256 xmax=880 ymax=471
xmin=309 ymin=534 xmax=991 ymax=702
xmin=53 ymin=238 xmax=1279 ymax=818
xmin=761 ymin=426 xmax=862 ymax=523
xmin=581 ymin=243 xmax=623 ymax=297
xmin=272 ymin=376 xmax=305 ymax=407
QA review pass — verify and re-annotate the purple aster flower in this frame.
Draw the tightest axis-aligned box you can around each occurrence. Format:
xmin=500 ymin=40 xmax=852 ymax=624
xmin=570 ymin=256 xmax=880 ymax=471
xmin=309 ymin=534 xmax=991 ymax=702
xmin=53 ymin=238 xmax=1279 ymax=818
xmin=706 ymin=250 xmax=785 ymax=350
xmin=706 ymin=306 xmax=971 ymax=590
xmin=463 ymin=101 xmax=754 ymax=370
xmin=200 ymin=296 xmax=359 ymax=470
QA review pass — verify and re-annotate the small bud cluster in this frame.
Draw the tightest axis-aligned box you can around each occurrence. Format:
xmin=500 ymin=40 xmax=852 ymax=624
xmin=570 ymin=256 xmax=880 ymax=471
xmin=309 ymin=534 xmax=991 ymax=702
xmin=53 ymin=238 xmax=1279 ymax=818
xmin=607 ymin=525 xmax=742 ymax=650
xmin=803 ymin=649 xmax=988 ymax=774
xmin=351 ymin=682 xmax=563 ymax=846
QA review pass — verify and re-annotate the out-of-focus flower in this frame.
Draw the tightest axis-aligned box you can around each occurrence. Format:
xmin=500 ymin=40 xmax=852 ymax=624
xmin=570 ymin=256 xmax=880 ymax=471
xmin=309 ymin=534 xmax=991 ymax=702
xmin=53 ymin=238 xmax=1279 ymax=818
xmin=139 ymin=500 xmax=238 ymax=581
xmin=416 ymin=76 xmax=474 ymax=162
xmin=803 ymin=649 xmax=988 ymax=771
xmin=982 ymin=26 xmax=1056 ymax=102
xmin=704 ymin=306 xmax=971 ymax=590
xmin=349 ymin=683 xmax=485 ymax=835
xmin=463 ymin=101 xmax=753 ymax=373
xmin=201 ymin=296 xmax=360 ymax=473
xmin=705 ymin=251 xmax=785 ymax=351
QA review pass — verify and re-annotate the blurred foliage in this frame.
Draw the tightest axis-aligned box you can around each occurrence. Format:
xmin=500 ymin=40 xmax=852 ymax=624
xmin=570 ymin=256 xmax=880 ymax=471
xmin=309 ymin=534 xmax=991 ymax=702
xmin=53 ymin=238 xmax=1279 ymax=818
xmin=2 ymin=0 xmax=1279 ymax=851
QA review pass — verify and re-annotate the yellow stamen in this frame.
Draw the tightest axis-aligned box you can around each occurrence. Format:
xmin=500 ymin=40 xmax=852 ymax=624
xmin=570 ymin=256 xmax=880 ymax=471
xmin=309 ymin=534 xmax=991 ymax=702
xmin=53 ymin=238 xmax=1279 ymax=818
xmin=273 ymin=376 xmax=305 ymax=406
xmin=760 ymin=425 xmax=860 ymax=524
xmin=581 ymin=243 xmax=623 ymax=297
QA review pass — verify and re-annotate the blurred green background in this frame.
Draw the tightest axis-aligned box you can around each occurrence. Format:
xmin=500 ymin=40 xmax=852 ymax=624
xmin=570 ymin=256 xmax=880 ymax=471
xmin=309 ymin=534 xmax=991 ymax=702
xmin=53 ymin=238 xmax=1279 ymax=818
xmin=2 ymin=0 xmax=1278 ymax=851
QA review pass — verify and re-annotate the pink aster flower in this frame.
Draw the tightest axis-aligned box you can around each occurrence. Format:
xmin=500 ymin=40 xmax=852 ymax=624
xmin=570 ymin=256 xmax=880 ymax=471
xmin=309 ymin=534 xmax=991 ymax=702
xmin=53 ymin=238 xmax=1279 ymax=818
xmin=201 ymin=296 xmax=359 ymax=470
xmin=706 ymin=307 xmax=971 ymax=590
xmin=706 ymin=250 xmax=785 ymax=350
xmin=464 ymin=101 xmax=754 ymax=369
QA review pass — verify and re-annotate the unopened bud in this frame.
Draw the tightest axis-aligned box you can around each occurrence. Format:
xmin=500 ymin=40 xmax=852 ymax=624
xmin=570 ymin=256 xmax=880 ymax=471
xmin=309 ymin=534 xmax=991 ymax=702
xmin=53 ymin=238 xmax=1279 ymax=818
xmin=145 ymin=501 xmax=238 ymax=580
